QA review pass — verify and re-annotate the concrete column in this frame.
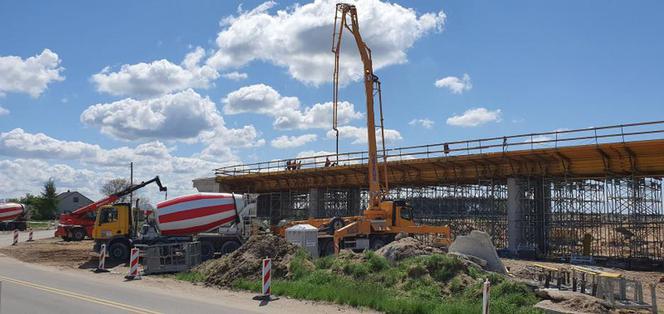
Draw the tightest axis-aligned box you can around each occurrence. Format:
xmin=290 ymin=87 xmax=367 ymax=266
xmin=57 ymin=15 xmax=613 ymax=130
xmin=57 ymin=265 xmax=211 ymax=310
xmin=308 ymin=189 xmax=324 ymax=218
xmin=507 ymin=177 xmax=524 ymax=255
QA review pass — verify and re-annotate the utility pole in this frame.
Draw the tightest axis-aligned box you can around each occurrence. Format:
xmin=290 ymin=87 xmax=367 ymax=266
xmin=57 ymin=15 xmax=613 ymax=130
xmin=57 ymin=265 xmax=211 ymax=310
xmin=129 ymin=162 xmax=133 ymax=210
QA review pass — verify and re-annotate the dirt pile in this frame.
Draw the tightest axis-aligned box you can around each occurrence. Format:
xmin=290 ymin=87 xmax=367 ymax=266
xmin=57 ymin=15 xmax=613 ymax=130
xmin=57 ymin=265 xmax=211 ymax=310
xmin=195 ymin=233 xmax=299 ymax=287
xmin=0 ymin=237 xmax=92 ymax=268
xmin=535 ymin=289 xmax=611 ymax=314
xmin=375 ymin=237 xmax=443 ymax=262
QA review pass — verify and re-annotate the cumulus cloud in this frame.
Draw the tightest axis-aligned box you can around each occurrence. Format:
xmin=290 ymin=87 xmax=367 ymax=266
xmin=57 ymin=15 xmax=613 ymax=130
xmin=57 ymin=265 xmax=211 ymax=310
xmin=434 ymin=73 xmax=471 ymax=94
xmin=223 ymin=84 xmax=362 ymax=130
xmin=81 ymin=89 xmax=223 ymax=141
xmin=92 ymin=47 xmax=219 ymax=98
xmin=326 ymin=125 xmax=401 ymax=145
xmin=221 ymin=71 xmax=248 ymax=80
xmin=409 ymin=118 xmax=434 ymax=129
xmin=0 ymin=106 xmax=8 ymax=116
xmin=207 ymin=0 xmax=446 ymax=85
xmin=0 ymin=49 xmax=65 ymax=97
xmin=271 ymin=134 xmax=317 ymax=149
xmin=0 ymin=129 xmax=237 ymax=200
xmin=446 ymin=107 xmax=502 ymax=127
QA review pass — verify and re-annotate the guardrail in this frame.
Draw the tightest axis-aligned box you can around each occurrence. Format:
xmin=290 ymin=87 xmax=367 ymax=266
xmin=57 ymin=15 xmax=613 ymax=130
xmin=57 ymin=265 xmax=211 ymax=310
xmin=215 ymin=120 xmax=664 ymax=176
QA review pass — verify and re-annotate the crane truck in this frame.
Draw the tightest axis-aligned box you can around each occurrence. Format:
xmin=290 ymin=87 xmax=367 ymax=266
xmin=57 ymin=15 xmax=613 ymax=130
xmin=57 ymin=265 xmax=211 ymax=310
xmin=92 ymin=192 xmax=257 ymax=261
xmin=55 ymin=176 xmax=167 ymax=241
xmin=275 ymin=3 xmax=453 ymax=255
xmin=0 ymin=203 xmax=28 ymax=231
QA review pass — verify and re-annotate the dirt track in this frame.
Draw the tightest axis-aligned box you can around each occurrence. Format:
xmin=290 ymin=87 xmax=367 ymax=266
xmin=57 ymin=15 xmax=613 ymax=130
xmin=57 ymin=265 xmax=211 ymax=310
xmin=0 ymin=237 xmax=94 ymax=268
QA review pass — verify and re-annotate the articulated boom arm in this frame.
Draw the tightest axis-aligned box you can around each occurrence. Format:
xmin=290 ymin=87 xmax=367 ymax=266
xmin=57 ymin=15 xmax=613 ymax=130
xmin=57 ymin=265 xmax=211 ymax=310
xmin=332 ymin=3 xmax=386 ymax=210
xmin=69 ymin=176 xmax=167 ymax=216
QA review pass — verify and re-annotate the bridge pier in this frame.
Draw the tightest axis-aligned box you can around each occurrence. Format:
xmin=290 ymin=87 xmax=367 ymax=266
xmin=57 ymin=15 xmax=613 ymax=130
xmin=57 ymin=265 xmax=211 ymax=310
xmin=308 ymin=188 xmax=325 ymax=218
xmin=507 ymin=177 xmax=550 ymax=257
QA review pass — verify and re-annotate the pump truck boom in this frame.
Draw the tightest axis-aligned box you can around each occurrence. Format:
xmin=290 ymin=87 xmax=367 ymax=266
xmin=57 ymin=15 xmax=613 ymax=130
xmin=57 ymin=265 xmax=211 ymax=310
xmin=55 ymin=176 xmax=167 ymax=241
xmin=276 ymin=3 xmax=452 ymax=255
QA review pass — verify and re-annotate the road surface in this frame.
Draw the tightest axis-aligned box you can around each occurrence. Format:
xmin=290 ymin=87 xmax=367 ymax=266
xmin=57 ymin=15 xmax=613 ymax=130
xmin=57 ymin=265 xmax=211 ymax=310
xmin=0 ymin=250 xmax=363 ymax=313
xmin=0 ymin=230 xmax=54 ymax=247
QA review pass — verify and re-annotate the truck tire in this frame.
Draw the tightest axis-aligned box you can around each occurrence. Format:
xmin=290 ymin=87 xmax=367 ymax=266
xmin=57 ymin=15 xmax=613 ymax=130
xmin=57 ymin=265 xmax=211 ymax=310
xmin=201 ymin=241 xmax=215 ymax=261
xmin=320 ymin=239 xmax=335 ymax=256
xmin=109 ymin=242 xmax=130 ymax=261
xmin=71 ymin=228 xmax=86 ymax=241
xmin=220 ymin=240 xmax=241 ymax=255
xmin=327 ymin=217 xmax=345 ymax=235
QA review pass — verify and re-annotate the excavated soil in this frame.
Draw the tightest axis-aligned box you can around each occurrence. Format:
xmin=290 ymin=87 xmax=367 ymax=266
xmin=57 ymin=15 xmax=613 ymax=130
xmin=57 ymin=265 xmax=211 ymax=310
xmin=375 ymin=237 xmax=444 ymax=263
xmin=195 ymin=233 xmax=299 ymax=287
xmin=0 ymin=237 xmax=93 ymax=268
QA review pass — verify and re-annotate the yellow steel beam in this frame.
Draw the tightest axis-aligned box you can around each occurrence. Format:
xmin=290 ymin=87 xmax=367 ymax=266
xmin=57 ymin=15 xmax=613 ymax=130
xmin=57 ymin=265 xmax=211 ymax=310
xmin=216 ymin=139 xmax=664 ymax=193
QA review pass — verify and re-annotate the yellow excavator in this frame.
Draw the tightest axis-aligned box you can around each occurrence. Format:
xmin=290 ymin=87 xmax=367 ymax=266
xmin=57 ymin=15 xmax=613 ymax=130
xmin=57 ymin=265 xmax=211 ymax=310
xmin=275 ymin=3 xmax=452 ymax=255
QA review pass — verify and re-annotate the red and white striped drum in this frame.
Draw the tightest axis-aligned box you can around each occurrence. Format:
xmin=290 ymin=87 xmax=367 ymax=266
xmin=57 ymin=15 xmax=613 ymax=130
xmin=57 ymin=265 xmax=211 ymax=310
xmin=0 ymin=203 xmax=24 ymax=222
xmin=155 ymin=193 xmax=241 ymax=236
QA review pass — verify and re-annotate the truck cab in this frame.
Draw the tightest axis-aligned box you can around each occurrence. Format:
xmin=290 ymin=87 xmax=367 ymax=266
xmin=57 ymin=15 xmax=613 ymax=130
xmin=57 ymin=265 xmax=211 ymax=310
xmin=93 ymin=203 xmax=133 ymax=260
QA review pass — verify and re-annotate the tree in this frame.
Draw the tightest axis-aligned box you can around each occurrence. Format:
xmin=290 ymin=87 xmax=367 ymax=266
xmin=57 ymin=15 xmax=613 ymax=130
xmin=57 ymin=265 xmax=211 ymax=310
xmin=34 ymin=179 xmax=58 ymax=220
xmin=101 ymin=178 xmax=131 ymax=202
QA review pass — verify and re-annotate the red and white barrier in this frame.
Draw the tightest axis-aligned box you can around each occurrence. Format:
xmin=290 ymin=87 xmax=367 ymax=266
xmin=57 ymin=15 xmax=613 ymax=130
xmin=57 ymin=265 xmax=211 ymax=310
xmin=482 ymin=278 xmax=491 ymax=314
xmin=12 ymin=229 xmax=18 ymax=246
xmin=126 ymin=248 xmax=141 ymax=280
xmin=262 ymin=258 xmax=271 ymax=296
xmin=27 ymin=229 xmax=33 ymax=242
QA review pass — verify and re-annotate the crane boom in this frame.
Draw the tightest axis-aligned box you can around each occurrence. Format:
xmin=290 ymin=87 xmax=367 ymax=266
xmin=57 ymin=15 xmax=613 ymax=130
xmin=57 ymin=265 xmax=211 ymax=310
xmin=70 ymin=176 xmax=167 ymax=216
xmin=332 ymin=3 xmax=384 ymax=210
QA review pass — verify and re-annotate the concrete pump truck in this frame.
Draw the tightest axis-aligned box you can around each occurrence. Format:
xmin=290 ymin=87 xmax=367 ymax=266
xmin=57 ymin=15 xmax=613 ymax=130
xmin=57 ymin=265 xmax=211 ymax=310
xmin=276 ymin=3 xmax=452 ymax=255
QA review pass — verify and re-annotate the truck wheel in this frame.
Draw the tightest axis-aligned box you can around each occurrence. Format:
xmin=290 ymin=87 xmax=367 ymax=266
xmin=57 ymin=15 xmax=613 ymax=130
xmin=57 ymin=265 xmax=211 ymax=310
xmin=327 ymin=217 xmax=345 ymax=235
xmin=220 ymin=240 xmax=241 ymax=255
xmin=320 ymin=239 xmax=335 ymax=256
xmin=201 ymin=241 xmax=215 ymax=261
xmin=109 ymin=242 xmax=129 ymax=261
xmin=370 ymin=237 xmax=386 ymax=251
xmin=71 ymin=228 xmax=86 ymax=241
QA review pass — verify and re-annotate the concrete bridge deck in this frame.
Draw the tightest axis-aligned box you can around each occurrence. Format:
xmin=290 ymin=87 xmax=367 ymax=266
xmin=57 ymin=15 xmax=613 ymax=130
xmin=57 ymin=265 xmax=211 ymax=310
xmin=215 ymin=121 xmax=664 ymax=193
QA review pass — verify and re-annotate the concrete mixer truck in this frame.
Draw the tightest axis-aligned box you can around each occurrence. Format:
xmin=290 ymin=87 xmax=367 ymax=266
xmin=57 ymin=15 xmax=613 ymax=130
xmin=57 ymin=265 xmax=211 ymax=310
xmin=0 ymin=203 xmax=28 ymax=231
xmin=92 ymin=193 xmax=257 ymax=261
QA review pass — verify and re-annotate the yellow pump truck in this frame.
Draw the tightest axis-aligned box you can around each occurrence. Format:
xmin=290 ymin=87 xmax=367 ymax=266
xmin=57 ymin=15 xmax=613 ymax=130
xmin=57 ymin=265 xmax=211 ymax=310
xmin=276 ymin=3 xmax=452 ymax=255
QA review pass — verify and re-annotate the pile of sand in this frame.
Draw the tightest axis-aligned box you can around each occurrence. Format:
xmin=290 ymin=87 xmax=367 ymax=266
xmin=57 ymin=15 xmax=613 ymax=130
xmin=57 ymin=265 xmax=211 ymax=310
xmin=375 ymin=237 xmax=444 ymax=263
xmin=449 ymin=230 xmax=507 ymax=274
xmin=535 ymin=290 xmax=611 ymax=314
xmin=195 ymin=233 xmax=299 ymax=287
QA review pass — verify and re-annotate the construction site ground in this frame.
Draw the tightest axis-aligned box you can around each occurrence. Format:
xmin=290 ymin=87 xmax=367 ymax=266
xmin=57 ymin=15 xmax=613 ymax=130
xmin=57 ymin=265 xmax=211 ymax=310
xmin=0 ymin=237 xmax=375 ymax=314
xmin=503 ymin=258 xmax=664 ymax=312
xmin=2 ymin=237 xmax=662 ymax=313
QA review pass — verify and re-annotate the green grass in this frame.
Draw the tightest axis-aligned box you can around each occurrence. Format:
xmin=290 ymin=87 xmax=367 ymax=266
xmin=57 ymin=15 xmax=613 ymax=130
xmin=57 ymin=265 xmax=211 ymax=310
xmin=174 ymin=271 xmax=206 ymax=283
xmin=227 ymin=251 xmax=542 ymax=314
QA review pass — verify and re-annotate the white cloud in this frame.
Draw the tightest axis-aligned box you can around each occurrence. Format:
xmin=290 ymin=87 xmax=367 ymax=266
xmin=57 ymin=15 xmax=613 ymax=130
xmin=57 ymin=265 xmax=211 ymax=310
xmin=92 ymin=47 xmax=219 ymax=98
xmin=434 ymin=73 xmax=471 ymax=94
xmin=223 ymin=84 xmax=362 ymax=130
xmin=296 ymin=150 xmax=336 ymax=159
xmin=326 ymin=125 xmax=402 ymax=145
xmin=0 ymin=106 xmax=8 ymax=116
xmin=81 ymin=89 xmax=223 ymax=141
xmin=221 ymin=71 xmax=248 ymax=80
xmin=0 ymin=49 xmax=64 ymax=98
xmin=207 ymin=0 xmax=446 ymax=85
xmin=409 ymin=118 xmax=434 ymax=129
xmin=271 ymin=134 xmax=317 ymax=149
xmin=0 ymin=129 xmax=238 ymax=201
xmin=446 ymin=107 xmax=502 ymax=127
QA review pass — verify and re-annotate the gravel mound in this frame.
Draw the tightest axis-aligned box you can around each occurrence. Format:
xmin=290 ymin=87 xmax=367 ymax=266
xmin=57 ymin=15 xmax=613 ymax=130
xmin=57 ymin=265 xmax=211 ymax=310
xmin=195 ymin=233 xmax=299 ymax=287
xmin=375 ymin=237 xmax=443 ymax=263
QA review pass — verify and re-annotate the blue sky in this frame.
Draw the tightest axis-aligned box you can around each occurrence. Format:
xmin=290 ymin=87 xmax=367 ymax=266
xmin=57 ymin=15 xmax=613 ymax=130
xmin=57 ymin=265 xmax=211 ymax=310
xmin=1 ymin=0 xmax=663 ymax=201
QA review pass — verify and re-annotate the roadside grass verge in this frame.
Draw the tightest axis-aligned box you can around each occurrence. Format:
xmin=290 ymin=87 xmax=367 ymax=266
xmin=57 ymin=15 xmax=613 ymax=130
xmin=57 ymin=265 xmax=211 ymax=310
xmin=231 ymin=251 xmax=541 ymax=314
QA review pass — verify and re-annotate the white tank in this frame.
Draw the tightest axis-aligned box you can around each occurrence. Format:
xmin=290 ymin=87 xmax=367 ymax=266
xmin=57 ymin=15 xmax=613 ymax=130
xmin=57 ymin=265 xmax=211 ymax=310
xmin=155 ymin=193 xmax=241 ymax=236
xmin=0 ymin=203 xmax=24 ymax=222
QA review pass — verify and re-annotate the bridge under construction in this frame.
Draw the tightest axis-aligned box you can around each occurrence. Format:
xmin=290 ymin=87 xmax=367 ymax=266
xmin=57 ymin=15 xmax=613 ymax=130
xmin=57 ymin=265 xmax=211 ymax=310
xmin=202 ymin=121 xmax=664 ymax=268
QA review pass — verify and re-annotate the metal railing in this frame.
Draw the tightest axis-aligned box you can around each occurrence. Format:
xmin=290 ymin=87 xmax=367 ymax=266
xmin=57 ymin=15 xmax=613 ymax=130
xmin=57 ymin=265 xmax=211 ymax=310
xmin=215 ymin=120 xmax=664 ymax=176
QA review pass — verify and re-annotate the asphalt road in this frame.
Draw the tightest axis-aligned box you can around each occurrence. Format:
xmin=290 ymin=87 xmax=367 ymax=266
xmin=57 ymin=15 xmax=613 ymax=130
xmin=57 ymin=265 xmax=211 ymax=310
xmin=0 ymin=255 xmax=261 ymax=314
xmin=0 ymin=230 xmax=54 ymax=247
